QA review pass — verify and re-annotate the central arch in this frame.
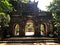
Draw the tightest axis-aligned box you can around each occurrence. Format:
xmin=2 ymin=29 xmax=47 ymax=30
xmin=25 ymin=20 xmax=35 ymax=36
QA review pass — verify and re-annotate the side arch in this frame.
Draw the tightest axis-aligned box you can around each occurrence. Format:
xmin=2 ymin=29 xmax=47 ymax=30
xmin=40 ymin=23 xmax=48 ymax=36
xmin=13 ymin=23 xmax=20 ymax=36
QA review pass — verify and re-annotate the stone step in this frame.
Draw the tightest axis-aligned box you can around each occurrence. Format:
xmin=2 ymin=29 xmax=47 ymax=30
xmin=5 ymin=37 xmax=59 ymax=40
xmin=0 ymin=37 xmax=60 ymax=43
xmin=0 ymin=43 xmax=60 ymax=45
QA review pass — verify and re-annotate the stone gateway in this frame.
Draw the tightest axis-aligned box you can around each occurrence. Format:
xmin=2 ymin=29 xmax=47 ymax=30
xmin=9 ymin=1 xmax=53 ymax=37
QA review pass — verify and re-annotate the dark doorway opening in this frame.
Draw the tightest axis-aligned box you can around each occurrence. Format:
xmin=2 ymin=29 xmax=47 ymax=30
xmin=25 ymin=20 xmax=35 ymax=36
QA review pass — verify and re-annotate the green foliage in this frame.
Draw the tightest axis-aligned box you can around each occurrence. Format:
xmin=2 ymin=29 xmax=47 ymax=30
xmin=25 ymin=23 xmax=34 ymax=32
xmin=21 ymin=0 xmax=29 ymax=3
xmin=0 ymin=0 xmax=13 ymax=13
xmin=0 ymin=13 xmax=10 ymax=26
xmin=40 ymin=24 xmax=44 ymax=31
xmin=12 ymin=0 xmax=29 ymax=3
xmin=47 ymin=0 xmax=60 ymax=26
xmin=13 ymin=0 xmax=18 ymax=1
xmin=0 ymin=13 xmax=5 ymax=23
xmin=15 ymin=24 xmax=19 ymax=32
xmin=0 ymin=0 xmax=12 ymax=27
xmin=48 ymin=0 xmax=60 ymax=12
xmin=6 ymin=14 xmax=10 ymax=23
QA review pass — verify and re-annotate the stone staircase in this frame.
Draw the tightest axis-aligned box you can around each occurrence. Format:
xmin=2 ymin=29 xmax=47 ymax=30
xmin=0 ymin=37 xmax=60 ymax=43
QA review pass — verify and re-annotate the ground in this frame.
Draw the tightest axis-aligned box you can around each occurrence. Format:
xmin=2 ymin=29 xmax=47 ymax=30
xmin=0 ymin=43 xmax=60 ymax=45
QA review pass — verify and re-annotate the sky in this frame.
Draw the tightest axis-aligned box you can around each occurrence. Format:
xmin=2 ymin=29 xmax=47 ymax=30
xmin=31 ymin=0 xmax=53 ymax=11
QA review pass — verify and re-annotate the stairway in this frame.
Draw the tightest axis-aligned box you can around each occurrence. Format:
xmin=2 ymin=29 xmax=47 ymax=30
xmin=0 ymin=37 xmax=60 ymax=43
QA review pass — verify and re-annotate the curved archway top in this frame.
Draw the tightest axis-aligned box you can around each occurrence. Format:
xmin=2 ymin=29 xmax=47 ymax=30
xmin=15 ymin=24 xmax=19 ymax=28
xmin=26 ymin=20 xmax=34 ymax=23
xmin=13 ymin=23 xmax=20 ymax=26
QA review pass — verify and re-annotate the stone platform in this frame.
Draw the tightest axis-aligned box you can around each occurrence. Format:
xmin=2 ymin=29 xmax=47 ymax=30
xmin=0 ymin=43 xmax=60 ymax=45
xmin=0 ymin=37 xmax=60 ymax=43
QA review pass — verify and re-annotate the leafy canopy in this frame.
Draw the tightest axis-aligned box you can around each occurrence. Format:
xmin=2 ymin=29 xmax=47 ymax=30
xmin=47 ymin=0 xmax=60 ymax=26
xmin=48 ymin=0 xmax=60 ymax=12
xmin=0 ymin=0 xmax=12 ymax=26
xmin=0 ymin=0 xmax=13 ymax=13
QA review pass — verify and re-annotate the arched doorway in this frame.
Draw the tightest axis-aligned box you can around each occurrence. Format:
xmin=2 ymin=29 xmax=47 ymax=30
xmin=40 ymin=24 xmax=46 ymax=36
xmin=25 ymin=20 xmax=35 ymax=36
xmin=13 ymin=24 xmax=20 ymax=36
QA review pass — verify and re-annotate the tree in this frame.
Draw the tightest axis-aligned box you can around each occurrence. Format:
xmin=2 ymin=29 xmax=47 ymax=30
xmin=47 ymin=0 xmax=60 ymax=26
xmin=0 ymin=13 xmax=10 ymax=27
xmin=0 ymin=0 xmax=13 ymax=38
xmin=48 ymin=0 xmax=60 ymax=12
xmin=47 ymin=0 xmax=60 ymax=36
xmin=0 ymin=0 xmax=12 ymax=27
xmin=0 ymin=0 xmax=12 ymax=13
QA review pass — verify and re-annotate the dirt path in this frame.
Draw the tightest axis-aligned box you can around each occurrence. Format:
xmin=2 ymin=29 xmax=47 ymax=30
xmin=0 ymin=43 xmax=60 ymax=45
